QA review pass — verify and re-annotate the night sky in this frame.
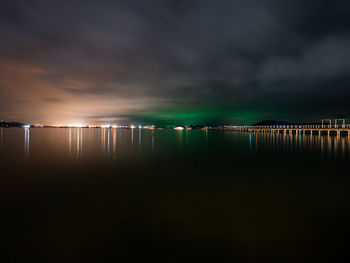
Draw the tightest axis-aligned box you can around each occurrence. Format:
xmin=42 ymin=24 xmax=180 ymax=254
xmin=1 ymin=0 xmax=350 ymax=126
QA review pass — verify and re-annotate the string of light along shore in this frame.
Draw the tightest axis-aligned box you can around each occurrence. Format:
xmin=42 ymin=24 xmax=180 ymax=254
xmin=223 ymin=119 xmax=350 ymax=136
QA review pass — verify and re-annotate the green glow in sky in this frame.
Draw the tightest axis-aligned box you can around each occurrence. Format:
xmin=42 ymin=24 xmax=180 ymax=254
xmin=133 ymin=105 xmax=267 ymax=127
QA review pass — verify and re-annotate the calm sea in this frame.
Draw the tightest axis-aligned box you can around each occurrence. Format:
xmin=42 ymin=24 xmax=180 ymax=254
xmin=1 ymin=128 xmax=350 ymax=262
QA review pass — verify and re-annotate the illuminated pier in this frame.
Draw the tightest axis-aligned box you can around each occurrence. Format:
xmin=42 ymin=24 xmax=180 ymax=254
xmin=223 ymin=122 xmax=350 ymax=136
xmin=222 ymin=119 xmax=350 ymax=136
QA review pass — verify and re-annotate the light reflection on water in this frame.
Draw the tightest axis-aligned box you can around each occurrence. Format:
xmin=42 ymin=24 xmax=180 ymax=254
xmin=244 ymin=131 xmax=350 ymax=158
xmin=0 ymin=128 xmax=350 ymax=165
xmin=0 ymin=127 xmax=3 ymax=147
xmin=24 ymin=128 xmax=30 ymax=158
xmin=1 ymin=127 xmax=350 ymax=262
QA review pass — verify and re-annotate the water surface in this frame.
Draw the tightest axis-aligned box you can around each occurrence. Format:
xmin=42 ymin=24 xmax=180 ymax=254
xmin=1 ymin=128 xmax=350 ymax=262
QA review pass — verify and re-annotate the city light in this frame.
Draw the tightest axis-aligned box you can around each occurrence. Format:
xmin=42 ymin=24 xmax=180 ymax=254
xmin=67 ymin=123 xmax=84 ymax=128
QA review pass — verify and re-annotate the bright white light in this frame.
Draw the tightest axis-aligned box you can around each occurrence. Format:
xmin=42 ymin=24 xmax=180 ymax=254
xmin=22 ymin=124 xmax=31 ymax=129
xmin=101 ymin=125 xmax=111 ymax=128
xmin=138 ymin=125 xmax=142 ymax=129
xmin=67 ymin=123 xmax=84 ymax=128
xmin=130 ymin=125 xmax=136 ymax=129
xmin=174 ymin=126 xmax=184 ymax=130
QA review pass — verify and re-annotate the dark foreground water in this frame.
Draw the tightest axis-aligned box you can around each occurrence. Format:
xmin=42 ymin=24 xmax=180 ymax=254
xmin=1 ymin=128 xmax=350 ymax=262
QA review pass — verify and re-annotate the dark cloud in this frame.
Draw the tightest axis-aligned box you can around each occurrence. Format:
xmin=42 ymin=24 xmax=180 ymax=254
xmin=1 ymin=0 xmax=350 ymax=124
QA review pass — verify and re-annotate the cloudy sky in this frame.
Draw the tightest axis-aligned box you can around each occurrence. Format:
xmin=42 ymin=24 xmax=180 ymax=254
xmin=1 ymin=0 xmax=350 ymax=125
